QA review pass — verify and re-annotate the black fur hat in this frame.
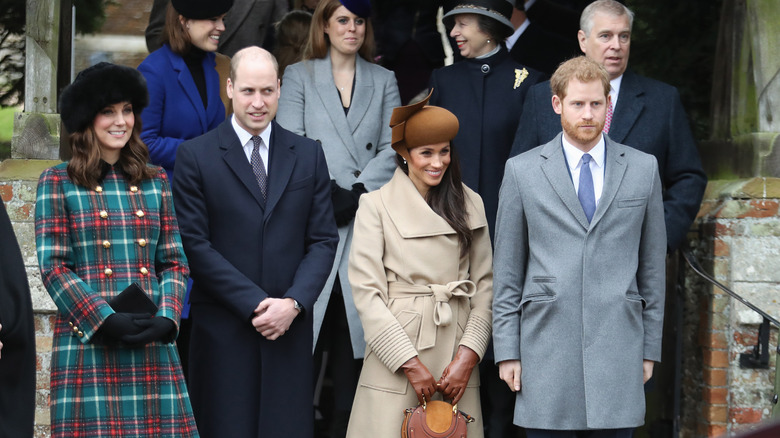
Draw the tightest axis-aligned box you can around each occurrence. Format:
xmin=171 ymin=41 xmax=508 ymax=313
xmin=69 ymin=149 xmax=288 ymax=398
xmin=59 ymin=62 xmax=149 ymax=134
xmin=171 ymin=0 xmax=234 ymax=19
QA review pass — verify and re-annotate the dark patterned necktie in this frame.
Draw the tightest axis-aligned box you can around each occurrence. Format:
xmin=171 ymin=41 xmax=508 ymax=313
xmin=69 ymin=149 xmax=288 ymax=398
xmin=250 ymin=136 xmax=267 ymax=200
xmin=578 ymin=154 xmax=596 ymax=223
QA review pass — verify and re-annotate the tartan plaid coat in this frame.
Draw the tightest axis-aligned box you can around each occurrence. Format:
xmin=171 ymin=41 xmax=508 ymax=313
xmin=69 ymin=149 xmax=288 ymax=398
xmin=35 ymin=162 xmax=198 ymax=437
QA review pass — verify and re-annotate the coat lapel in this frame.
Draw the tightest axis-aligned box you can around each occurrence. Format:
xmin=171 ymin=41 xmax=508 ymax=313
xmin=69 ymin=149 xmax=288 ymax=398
xmin=346 ymin=57 xmax=374 ymax=134
xmin=219 ymin=121 xmax=266 ymax=209
xmin=313 ymin=55 xmax=360 ymax=162
xmin=218 ymin=0 xmax=254 ymax=50
xmin=609 ymin=70 xmax=644 ymax=144
xmin=264 ymin=122 xmax=296 ymax=215
xmin=589 ymin=136 xmax=627 ymax=228
xmin=540 ymin=134 xmax=590 ymax=230
xmin=168 ymin=50 xmax=209 ymax=133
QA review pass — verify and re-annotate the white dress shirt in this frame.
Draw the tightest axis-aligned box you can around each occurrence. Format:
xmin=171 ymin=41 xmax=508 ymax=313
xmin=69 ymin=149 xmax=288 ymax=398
xmin=562 ymin=134 xmax=606 ymax=206
xmin=232 ymin=115 xmax=272 ymax=174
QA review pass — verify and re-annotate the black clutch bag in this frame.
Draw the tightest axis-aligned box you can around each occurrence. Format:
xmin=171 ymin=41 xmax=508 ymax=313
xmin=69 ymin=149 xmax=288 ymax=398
xmin=109 ymin=282 xmax=158 ymax=314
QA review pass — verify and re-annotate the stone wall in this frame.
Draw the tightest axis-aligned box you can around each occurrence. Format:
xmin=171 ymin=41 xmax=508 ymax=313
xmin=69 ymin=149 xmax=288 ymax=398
xmin=682 ymin=178 xmax=780 ymax=437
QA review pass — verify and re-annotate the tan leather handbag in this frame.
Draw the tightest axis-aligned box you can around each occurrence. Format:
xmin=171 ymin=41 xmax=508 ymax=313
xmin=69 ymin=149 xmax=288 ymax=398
xmin=401 ymin=400 xmax=474 ymax=438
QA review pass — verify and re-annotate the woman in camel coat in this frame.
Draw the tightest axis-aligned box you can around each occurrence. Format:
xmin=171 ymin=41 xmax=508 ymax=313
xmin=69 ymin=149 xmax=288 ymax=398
xmin=346 ymin=94 xmax=493 ymax=437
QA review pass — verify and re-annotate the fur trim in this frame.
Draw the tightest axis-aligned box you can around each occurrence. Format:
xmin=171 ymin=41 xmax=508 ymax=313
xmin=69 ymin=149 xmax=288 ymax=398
xmin=59 ymin=62 xmax=149 ymax=134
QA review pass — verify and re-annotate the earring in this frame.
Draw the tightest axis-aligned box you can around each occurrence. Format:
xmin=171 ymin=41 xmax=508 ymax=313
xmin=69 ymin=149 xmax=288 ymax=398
xmin=487 ymin=39 xmax=491 ymax=43
xmin=403 ymin=159 xmax=407 ymax=165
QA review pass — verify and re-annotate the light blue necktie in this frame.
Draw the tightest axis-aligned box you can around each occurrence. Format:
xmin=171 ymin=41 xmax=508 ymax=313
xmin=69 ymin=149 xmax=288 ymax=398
xmin=578 ymin=154 xmax=596 ymax=222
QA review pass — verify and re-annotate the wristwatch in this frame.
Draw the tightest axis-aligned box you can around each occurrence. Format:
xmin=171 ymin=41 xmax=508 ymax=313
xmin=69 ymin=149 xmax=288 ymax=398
xmin=292 ymin=299 xmax=303 ymax=313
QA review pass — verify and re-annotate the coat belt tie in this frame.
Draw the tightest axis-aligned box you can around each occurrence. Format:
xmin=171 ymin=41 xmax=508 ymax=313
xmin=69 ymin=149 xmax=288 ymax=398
xmin=387 ymin=280 xmax=476 ymax=350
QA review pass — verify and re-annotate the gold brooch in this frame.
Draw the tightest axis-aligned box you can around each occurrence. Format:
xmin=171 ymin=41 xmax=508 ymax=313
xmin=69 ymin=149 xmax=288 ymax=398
xmin=514 ymin=68 xmax=529 ymax=89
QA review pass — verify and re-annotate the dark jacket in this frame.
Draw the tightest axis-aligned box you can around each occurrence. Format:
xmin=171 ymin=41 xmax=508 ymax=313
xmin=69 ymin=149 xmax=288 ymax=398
xmin=0 ymin=201 xmax=35 ymax=438
xmin=173 ymin=120 xmax=339 ymax=437
xmin=430 ymin=46 xmax=544 ymax=236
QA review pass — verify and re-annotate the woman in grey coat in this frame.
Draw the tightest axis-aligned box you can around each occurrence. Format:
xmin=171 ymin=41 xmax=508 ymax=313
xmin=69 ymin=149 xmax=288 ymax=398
xmin=275 ymin=0 xmax=400 ymax=434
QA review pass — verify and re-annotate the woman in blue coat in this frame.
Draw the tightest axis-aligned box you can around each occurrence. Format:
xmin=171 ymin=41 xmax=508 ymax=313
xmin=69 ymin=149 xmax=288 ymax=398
xmin=138 ymin=0 xmax=232 ymax=182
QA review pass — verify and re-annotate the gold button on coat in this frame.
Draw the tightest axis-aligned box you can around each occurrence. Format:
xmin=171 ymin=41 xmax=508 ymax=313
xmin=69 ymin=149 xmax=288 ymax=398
xmin=95 ymin=186 xmax=103 ymax=193
xmin=72 ymin=326 xmax=79 ymax=333
xmin=138 ymin=238 xmax=147 ymax=247
xmin=140 ymin=267 xmax=149 ymax=275
xmin=100 ymin=210 xmax=108 ymax=219
xmin=136 ymin=210 xmax=144 ymax=218
xmin=130 ymin=186 xmax=138 ymax=192
xmin=102 ymin=240 xmax=111 ymax=248
xmin=104 ymin=268 xmax=113 ymax=277
xmin=77 ymin=331 xmax=84 ymax=338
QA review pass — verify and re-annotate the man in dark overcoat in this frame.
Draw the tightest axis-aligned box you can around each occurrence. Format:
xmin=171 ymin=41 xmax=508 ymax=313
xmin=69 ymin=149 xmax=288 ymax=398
xmin=510 ymin=0 xmax=706 ymax=253
xmin=0 ymin=201 xmax=36 ymax=437
xmin=172 ymin=46 xmax=338 ymax=437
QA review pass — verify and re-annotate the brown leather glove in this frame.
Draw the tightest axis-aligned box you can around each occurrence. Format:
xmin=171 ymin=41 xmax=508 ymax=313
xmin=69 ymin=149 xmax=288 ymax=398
xmin=437 ymin=346 xmax=479 ymax=404
xmin=401 ymin=356 xmax=437 ymax=404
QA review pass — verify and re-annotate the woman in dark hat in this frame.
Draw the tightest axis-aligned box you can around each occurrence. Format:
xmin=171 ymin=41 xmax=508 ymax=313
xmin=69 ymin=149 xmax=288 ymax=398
xmin=346 ymin=93 xmax=493 ymax=437
xmin=137 ymin=0 xmax=234 ymax=377
xmin=35 ymin=62 xmax=196 ymax=437
xmin=276 ymin=0 xmax=400 ymax=434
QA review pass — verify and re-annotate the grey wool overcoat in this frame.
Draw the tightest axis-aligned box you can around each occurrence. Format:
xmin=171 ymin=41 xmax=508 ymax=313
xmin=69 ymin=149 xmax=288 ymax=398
xmin=492 ymin=134 xmax=667 ymax=430
xmin=277 ymin=53 xmax=400 ymax=357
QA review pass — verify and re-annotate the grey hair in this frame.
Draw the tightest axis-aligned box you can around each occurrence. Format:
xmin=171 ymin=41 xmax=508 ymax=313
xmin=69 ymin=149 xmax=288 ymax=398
xmin=580 ymin=0 xmax=634 ymax=36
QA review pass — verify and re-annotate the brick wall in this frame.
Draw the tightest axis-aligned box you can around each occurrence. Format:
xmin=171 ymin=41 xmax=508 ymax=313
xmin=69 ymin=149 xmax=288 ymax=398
xmin=683 ymin=178 xmax=780 ymax=437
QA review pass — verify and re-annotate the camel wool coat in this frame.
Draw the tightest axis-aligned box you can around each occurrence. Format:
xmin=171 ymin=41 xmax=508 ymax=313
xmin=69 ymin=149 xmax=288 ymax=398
xmin=346 ymin=169 xmax=493 ymax=438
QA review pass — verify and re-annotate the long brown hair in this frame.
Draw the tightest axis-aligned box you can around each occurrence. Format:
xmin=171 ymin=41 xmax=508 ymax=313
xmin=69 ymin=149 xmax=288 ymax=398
xmin=395 ymin=147 xmax=473 ymax=256
xmin=302 ymin=0 xmax=375 ymax=62
xmin=67 ymin=117 xmax=157 ymax=188
xmin=161 ymin=3 xmax=192 ymax=55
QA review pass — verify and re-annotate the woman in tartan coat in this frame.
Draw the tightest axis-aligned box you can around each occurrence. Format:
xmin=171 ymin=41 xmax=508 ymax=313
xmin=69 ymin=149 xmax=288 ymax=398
xmin=35 ymin=63 xmax=198 ymax=437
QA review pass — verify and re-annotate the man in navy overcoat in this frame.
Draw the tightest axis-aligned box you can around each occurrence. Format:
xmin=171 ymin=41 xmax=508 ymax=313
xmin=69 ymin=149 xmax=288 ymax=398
xmin=172 ymin=46 xmax=338 ymax=437
xmin=510 ymin=0 xmax=706 ymax=252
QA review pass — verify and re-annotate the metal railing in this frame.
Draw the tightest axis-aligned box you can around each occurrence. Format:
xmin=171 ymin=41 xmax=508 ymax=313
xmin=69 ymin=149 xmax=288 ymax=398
xmin=681 ymin=247 xmax=780 ymax=419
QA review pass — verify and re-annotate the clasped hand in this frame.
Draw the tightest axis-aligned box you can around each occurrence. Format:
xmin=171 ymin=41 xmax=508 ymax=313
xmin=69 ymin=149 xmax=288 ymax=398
xmin=99 ymin=313 xmax=175 ymax=346
xmin=402 ymin=346 xmax=480 ymax=405
xmin=251 ymin=297 xmax=299 ymax=341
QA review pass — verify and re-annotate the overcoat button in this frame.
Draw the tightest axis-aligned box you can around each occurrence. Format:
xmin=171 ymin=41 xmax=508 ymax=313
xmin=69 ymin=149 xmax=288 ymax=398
xmin=140 ymin=267 xmax=149 ymax=276
xmin=72 ymin=326 xmax=79 ymax=333
xmin=136 ymin=210 xmax=145 ymax=218
xmin=99 ymin=210 xmax=108 ymax=219
xmin=353 ymin=170 xmax=361 ymax=177
xmin=130 ymin=186 xmax=138 ymax=192
xmin=104 ymin=268 xmax=113 ymax=277
xmin=366 ymin=143 xmax=372 ymax=150
xmin=77 ymin=331 xmax=84 ymax=338
xmin=481 ymin=64 xmax=490 ymax=74
xmin=95 ymin=186 xmax=103 ymax=193
xmin=103 ymin=240 xmax=111 ymax=249
xmin=138 ymin=238 xmax=147 ymax=247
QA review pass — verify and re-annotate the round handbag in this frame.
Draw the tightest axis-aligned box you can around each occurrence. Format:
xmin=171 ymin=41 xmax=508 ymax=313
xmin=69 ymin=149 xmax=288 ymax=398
xmin=401 ymin=399 xmax=474 ymax=438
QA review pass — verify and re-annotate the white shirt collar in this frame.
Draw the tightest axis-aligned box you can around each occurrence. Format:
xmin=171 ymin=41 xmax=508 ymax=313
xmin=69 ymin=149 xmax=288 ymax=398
xmin=231 ymin=115 xmax=272 ymax=151
xmin=562 ymin=133 xmax=605 ymax=173
xmin=609 ymin=74 xmax=623 ymax=108
xmin=506 ymin=19 xmax=531 ymax=51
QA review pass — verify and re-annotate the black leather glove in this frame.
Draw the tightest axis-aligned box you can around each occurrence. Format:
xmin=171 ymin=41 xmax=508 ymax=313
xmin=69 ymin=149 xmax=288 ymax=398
xmin=98 ymin=313 xmax=149 ymax=340
xmin=401 ymin=356 xmax=437 ymax=405
xmin=121 ymin=317 xmax=176 ymax=346
xmin=330 ymin=180 xmax=360 ymax=227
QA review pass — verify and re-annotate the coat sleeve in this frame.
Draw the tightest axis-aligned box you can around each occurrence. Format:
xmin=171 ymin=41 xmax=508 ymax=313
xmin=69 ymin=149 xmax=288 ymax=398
xmin=458 ymin=199 xmax=493 ymax=360
xmin=509 ymin=82 xmax=545 ymax=158
xmin=35 ymin=168 xmax=114 ymax=343
xmin=349 ymin=195 xmax=418 ymax=373
xmin=173 ymin=141 xmax=271 ymax=319
xmin=491 ymin=160 xmax=529 ymax=363
xmin=354 ymin=70 xmax=401 ymax=192
xmin=637 ymin=159 xmax=667 ymax=362
xmin=660 ymin=88 xmax=707 ymax=252
xmin=138 ymin=58 xmax=184 ymax=172
xmin=282 ymin=143 xmax=340 ymax=311
xmin=152 ymin=169 xmax=189 ymax=330
xmin=276 ymin=63 xmax=307 ymax=136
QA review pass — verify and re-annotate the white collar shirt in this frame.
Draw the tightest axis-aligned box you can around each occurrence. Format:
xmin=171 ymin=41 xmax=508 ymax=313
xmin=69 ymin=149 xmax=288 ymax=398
xmin=562 ymin=133 xmax=606 ymax=206
xmin=233 ymin=115 xmax=272 ymax=174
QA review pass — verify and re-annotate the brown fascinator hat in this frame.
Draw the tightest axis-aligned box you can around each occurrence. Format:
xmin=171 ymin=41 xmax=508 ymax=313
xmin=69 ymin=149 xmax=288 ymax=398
xmin=390 ymin=90 xmax=459 ymax=161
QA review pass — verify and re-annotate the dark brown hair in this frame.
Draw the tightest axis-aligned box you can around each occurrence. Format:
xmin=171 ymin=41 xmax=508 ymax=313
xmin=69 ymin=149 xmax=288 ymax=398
xmin=395 ymin=146 xmax=472 ymax=256
xmin=161 ymin=3 xmax=192 ymax=55
xmin=302 ymin=0 xmax=376 ymax=62
xmin=275 ymin=10 xmax=313 ymax=78
xmin=67 ymin=115 xmax=157 ymax=188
